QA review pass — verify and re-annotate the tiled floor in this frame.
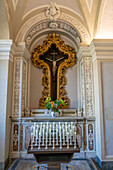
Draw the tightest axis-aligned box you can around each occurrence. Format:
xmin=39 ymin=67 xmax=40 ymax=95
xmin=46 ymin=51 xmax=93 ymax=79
xmin=8 ymin=158 xmax=95 ymax=170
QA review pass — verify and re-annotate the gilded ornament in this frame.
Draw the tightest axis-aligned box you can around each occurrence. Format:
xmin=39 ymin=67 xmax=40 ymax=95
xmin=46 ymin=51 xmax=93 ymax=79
xmin=32 ymin=33 xmax=76 ymax=108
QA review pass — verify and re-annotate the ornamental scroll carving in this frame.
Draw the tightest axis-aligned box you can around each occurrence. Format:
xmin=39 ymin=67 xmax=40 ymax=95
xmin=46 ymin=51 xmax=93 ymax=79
xmin=32 ymin=33 xmax=76 ymax=108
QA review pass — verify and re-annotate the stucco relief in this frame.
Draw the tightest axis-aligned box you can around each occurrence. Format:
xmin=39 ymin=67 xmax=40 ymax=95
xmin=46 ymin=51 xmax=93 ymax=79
xmin=21 ymin=60 xmax=27 ymax=116
xmin=85 ymin=57 xmax=94 ymax=116
xmin=25 ymin=21 xmax=81 ymax=49
xmin=80 ymin=60 xmax=85 ymax=114
xmin=13 ymin=58 xmax=21 ymax=117
xmin=60 ymin=13 xmax=91 ymax=44
xmin=45 ymin=2 xmax=61 ymax=21
xmin=16 ymin=13 xmax=46 ymax=42
xmin=16 ymin=12 xmax=90 ymax=45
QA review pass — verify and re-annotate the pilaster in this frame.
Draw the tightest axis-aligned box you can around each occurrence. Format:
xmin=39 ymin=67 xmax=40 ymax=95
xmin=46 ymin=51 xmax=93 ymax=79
xmin=12 ymin=43 xmax=30 ymax=118
xmin=77 ymin=45 xmax=94 ymax=117
xmin=90 ymin=39 xmax=113 ymax=168
xmin=0 ymin=40 xmax=14 ymax=168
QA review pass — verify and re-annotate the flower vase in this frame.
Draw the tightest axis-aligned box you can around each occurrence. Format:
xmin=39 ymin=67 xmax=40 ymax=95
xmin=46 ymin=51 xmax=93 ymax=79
xmin=51 ymin=111 xmax=55 ymax=117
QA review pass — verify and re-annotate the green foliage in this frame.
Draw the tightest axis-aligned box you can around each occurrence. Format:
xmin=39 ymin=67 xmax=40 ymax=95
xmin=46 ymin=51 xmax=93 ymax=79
xmin=60 ymin=99 xmax=65 ymax=106
xmin=45 ymin=97 xmax=65 ymax=113
xmin=45 ymin=97 xmax=51 ymax=103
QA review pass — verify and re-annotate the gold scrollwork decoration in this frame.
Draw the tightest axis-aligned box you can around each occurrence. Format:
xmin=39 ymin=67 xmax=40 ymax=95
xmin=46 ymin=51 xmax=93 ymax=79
xmin=32 ymin=33 xmax=76 ymax=108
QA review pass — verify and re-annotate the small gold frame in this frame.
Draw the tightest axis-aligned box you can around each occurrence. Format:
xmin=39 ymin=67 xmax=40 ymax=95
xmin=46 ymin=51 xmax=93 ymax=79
xmin=32 ymin=33 xmax=76 ymax=108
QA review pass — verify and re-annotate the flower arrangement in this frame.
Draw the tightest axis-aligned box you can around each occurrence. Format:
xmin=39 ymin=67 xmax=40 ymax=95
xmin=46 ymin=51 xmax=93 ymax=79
xmin=45 ymin=97 xmax=65 ymax=113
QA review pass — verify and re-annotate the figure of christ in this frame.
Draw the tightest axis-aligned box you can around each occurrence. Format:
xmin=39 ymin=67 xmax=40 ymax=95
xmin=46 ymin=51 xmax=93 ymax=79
xmin=45 ymin=54 xmax=64 ymax=77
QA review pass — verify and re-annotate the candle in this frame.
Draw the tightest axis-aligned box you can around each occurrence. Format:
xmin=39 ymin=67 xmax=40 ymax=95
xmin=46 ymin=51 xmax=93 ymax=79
xmin=45 ymin=133 xmax=48 ymax=149
xmin=71 ymin=122 xmax=73 ymax=130
xmin=31 ymin=133 xmax=33 ymax=149
xmin=31 ymin=141 xmax=33 ymax=150
xmin=70 ymin=130 xmax=72 ymax=145
xmin=35 ymin=129 xmax=38 ymax=146
xmin=56 ymin=124 xmax=58 ymax=145
xmin=74 ymin=132 xmax=76 ymax=148
xmin=37 ymin=125 xmax=39 ymax=139
xmin=59 ymin=122 xmax=61 ymax=134
xmin=63 ymin=128 xmax=65 ymax=145
xmin=42 ymin=125 xmax=45 ymax=145
xmin=53 ymin=122 xmax=55 ymax=150
xmin=67 ymin=132 xmax=69 ymax=149
xmin=56 ymin=129 xmax=58 ymax=145
xmin=49 ymin=125 xmax=51 ymax=145
xmin=38 ymin=133 xmax=41 ymax=149
xmin=60 ymin=132 xmax=62 ymax=149
xmin=33 ymin=126 xmax=35 ymax=137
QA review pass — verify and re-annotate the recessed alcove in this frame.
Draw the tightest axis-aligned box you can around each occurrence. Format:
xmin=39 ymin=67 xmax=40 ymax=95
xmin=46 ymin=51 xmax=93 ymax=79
xmin=30 ymin=34 xmax=78 ymax=109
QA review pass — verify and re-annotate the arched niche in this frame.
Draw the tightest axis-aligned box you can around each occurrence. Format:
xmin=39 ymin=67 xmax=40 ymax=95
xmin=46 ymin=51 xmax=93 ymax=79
xmin=31 ymin=33 xmax=76 ymax=108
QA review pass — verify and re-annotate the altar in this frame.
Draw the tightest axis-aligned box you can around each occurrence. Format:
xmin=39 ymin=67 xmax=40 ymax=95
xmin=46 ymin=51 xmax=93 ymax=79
xmin=27 ymin=120 xmax=80 ymax=169
xmin=10 ymin=33 xmax=96 ymax=164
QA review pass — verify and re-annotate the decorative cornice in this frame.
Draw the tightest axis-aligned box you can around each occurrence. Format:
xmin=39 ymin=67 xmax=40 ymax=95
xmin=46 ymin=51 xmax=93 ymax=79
xmin=0 ymin=40 xmax=13 ymax=62
xmin=25 ymin=20 xmax=81 ymax=49
xmin=15 ymin=42 xmax=31 ymax=61
xmin=16 ymin=13 xmax=46 ymax=42
xmin=15 ymin=12 xmax=90 ymax=45
xmin=60 ymin=13 xmax=91 ymax=44
xmin=90 ymin=39 xmax=113 ymax=62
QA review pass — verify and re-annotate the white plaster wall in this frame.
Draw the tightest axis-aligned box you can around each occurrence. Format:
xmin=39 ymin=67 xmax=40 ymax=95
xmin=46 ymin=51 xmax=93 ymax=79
xmin=0 ymin=1 xmax=9 ymax=39
xmin=65 ymin=64 xmax=78 ymax=108
xmin=5 ymin=61 xmax=13 ymax=161
xmin=30 ymin=62 xmax=43 ymax=108
xmin=102 ymin=62 xmax=113 ymax=156
xmin=0 ymin=60 xmax=8 ymax=162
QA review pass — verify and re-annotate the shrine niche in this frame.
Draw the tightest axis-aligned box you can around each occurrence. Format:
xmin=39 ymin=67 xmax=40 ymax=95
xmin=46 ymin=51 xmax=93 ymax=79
xmin=32 ymin=33 xmax=76 ymax=108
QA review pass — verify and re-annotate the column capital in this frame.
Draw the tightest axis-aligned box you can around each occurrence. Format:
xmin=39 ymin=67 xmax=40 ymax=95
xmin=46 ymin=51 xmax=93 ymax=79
xmin=15 ymin=42 xmax=31 ymax=61
xmin=90 ymin=39 xmax=113 ymax=62
xmin=0 ymin=40 xmax=14 ymax=61
xmin=77 ymin=45 xmax=91 ymax=61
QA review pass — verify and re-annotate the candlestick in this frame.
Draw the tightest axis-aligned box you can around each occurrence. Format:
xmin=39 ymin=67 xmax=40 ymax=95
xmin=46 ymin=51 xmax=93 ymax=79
xmin=45 ymin=133 xmax=48 ymax=149
xmin=31 ymin=141 xmax=33 ymax=150
xmin=60 ymin=132 xmax=62 ymax=149
xmin=59 ymin=122 xmax=61 ymax=134
xmin=53 ymin=122 xmax=55 ymax=150
xmin=70 ymin=130 xmax=72 ymax=145
xmin=67 ymin=132 xmax=69 ymax=149
xmin=49 ymin=124 xmax=51 ymax=145
xmin=42 ymin=125 xmax=45 ymax=145
xmin=63 ymin=128 xmax=65 ymax=145
xmin=33 ymin=126 xmax=35 ymax=137
xmin=31 ymin=133 xmax=33 ymax=149
xmin=56 ymin=129 xmax=58 ymax=145
xmin=74 ymin=132 xmax=76 ymax=148
xmin=56 ymin=124 xmax=58 ymax=145
xmin=38 ymin=133 xmax=41 ymax=149
xmin=37 ymin=125 xmax=39 ymax=139
xmin=35 ymin=129 xmax=38 ymax=146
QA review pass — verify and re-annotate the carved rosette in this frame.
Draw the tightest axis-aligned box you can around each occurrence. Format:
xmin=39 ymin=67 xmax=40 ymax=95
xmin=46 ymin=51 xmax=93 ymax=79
xmin=32 ymin=33 xmax=76 ymax=108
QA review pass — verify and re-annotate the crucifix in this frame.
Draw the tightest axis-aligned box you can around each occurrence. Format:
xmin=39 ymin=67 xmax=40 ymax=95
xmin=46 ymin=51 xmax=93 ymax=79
xmin=39 ymin=44 xmax=68 ymax=100
xmin=45 ymin=51 xmax=64 ymax=77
